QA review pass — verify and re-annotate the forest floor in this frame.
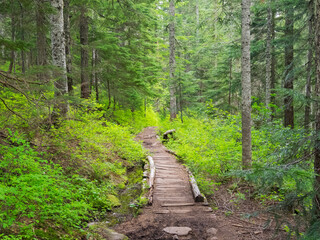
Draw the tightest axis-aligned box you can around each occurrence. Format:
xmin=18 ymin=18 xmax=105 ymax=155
xmin=114 ymin=127 xmax=289 ymax=240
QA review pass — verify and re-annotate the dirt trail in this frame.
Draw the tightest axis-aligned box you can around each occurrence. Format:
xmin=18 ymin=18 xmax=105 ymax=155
xmin=115 ymin=127 xmax=235 ymax=240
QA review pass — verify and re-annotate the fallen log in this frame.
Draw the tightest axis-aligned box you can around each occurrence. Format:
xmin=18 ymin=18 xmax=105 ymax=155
xmin=187 ymin=169 xmax=205 ymax=202
xmin=163 ymin=129 xmax=176 ymax=140
xmin=147 ymin=156 xmax=155 ymax=204
xmin=165 ymin=148 xmax=178 ymax=157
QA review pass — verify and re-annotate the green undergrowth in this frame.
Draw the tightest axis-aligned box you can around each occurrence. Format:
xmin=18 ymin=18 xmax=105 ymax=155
xmin=111 ymin=105 xmax=160 ymax=134
xmin=0 ymin=101 xmax=149 ymax=239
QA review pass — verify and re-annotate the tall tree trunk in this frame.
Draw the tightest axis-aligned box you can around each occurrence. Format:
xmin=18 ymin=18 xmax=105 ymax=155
xmin=169 ymin=0 xmax=177 ymax=121
xmin=314 ymin=0 xmax=320 ymax=218
xmin=50 ymin=0 xmax=68 ymax=118
xmin=241 ymin=0 xmax=252 ymax=169
xmin=20 ymin=3 xmax=25 ymax=74
xmin=91 ymin=49 xmax=95 ymax=93
xmin=314 ymin=0 xmax=320 ymax=220
xmin=80 ymin=7 xmax=90 ymax=99
xmin=107 ymin=78 xmax=111 ymax=109
xmin=284 ymin=6 xmax=294 ymax=128
xmin=94 ymin=50 xmax=99 ymax=101
xmin=229 ymin=59 xmax=232 ymax=106
xmin=265 ymin=2 xmax=272 ymax=110
xmin=179 ymin=82 xmax=183 ymax=123
xmin=195 ymin=0 xmax=199 ymax=42
xmin=36 ymin=0 xmax=47 ymax=80
xmin=305 ymin=0 xmax=314 ymax=130
xmin=8 ymin=8 xmax=15 ymax=74
xmin=271 ymin=8 xmax=276 ymax=120
xmin=64 ymin=0 xmax=73 ymax=94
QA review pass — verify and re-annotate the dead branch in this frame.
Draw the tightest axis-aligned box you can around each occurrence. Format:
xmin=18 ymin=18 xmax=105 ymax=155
xmin=0 ymin=97 xmax=26 ymax=121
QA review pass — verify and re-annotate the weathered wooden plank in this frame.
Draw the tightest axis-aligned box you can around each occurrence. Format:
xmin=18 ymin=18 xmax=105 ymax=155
xmin=161 ymin=202 xmax=195 ymax=207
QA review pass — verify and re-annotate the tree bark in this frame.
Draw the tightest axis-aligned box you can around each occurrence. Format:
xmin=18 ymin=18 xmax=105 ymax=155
xmin=271 ymin=8 xmax=276 ymax=120
xmin=265 ymin=2 xmax=272 ymax=111
xmin=80 ymin=7 xmax=90 ymax=99
xmin=314 ymin=0 xmax=320 ymax=218
xmin=20 ymin=3 xmax=26 ymax=74
xmin=8 ymin=7 xmax=16 ymax=74
xmin=94 ymin=50 xmax=99 ymax=101
xmin=169 ymin=0 xmax=177 ymax=121
xmin=229 ymin=59 xmax=232 ymax=106
xmin=36 ymin=0 xmax=47 ymax=80
xmin=284 ymin=5 xmax=294 ymax=128
xmin=107 ymin=78 xmax=111 ymax=109
xmin=64 ymin=0 xmax=73 ymax=94
xmin=50 ymin=0 xmax=68 ymax=118
xmin=305 ymin=0 xmax=314 ymax=130
xmin=241 ymin=0 xmax=252 ymax=169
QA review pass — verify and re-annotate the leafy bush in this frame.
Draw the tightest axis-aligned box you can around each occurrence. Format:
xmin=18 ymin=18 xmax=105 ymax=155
xmin=0 ymin=132 xmax=90 ymax=239
xmin=0 ymin=103 xmax=148 ymax=239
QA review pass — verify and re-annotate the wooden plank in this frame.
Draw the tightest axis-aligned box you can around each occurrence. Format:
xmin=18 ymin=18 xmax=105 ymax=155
xmin=161 ymin=203 xmax=195 ymax=207
xmin=155 ymin=185 xmax=187 ymax=188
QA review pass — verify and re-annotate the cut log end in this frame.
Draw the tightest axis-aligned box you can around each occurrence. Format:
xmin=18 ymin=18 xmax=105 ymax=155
xmin=163 ymin=129 xmax=176 ymax=140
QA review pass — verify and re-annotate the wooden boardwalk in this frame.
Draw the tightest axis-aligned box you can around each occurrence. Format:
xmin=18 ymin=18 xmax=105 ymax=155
xmin=116 ymin=127 xmax=233 ymax=240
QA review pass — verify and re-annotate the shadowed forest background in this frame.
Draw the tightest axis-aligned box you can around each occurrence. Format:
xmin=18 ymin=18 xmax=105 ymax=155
xmin=1 ymin=0 xmax=320 ymax=239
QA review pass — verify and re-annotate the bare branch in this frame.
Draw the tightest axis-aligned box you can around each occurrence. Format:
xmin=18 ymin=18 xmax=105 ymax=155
xmin=0 ymin=97 xmax=26 ymax=121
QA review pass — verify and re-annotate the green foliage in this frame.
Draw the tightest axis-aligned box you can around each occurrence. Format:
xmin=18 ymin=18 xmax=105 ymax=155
xmin=0 ymin=102 xmax=148 ymax=239
xmin=112 ymin=105 xmax=160 ymax=133
xmin=0 ymin=132 xmax=89 ymax=239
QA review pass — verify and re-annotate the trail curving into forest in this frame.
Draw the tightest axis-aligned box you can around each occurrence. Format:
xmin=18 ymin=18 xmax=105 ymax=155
xmin=115 ymin=127 xmax=234 ymax=240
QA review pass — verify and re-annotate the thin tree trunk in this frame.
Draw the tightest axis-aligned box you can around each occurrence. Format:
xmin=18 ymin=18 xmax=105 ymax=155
xmin=91 ymin=49 xmax=95 ymax=92
xmin=229 ymin=59 xmax=232 ymax=106
xmin=314 ymin=0 xmax=320 ymax=219
xmin=80 ymin=7 xmax=90 ymax=99
xmin=305 ymin=0 xmax=314 ymax=130
xmin=271 ymin=8 xmax=276 ymax=120
xmin=94 ymin=50 xmax=99 ymax=101
xmin=64 ymin=0 xmax=73 ymax=94
xmin=266 ymin=2 xmax=272 ymax=111
xmin=8 ymin=9 xmax=15 ymax=74
xmin=107 ymin=78 xmax=111 ymax=109
xmin=50 ymin=0 xmax=68 ymax=118
xmin=20 ymin=3 xmax=25 ymax=74
xmin=179 ymin=82 xmax=183 ymax=123
xmin=169 ymin=0 xmax=177 ymax=121
xmin=36 ymin=0 xmax=47 ymax=80
xmin=241 ymin=0 xmax=252 ymax=169
xmin=144 ymin=98 xmax=147 ymax=118
xmin=196 ymin=0 xmax=199 ymax=42
xmin=284 ymin=6 xmax=294 ymax=128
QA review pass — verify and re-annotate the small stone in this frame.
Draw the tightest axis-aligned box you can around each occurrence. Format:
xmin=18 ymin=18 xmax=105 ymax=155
xmin=105 ymin=229 xmax=128 ymax=240
xmin=173 ymin=235 xmax=179 ymax=240
xmin=206 ymin=228 xmax=218 ymax=235
xmin=87 ymin=222 xmax=97 ymax=227
xmin=163 ymin=227 xmax=192 ymax=236
xmin=207 ymin=237 xmax=218 ymax=240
